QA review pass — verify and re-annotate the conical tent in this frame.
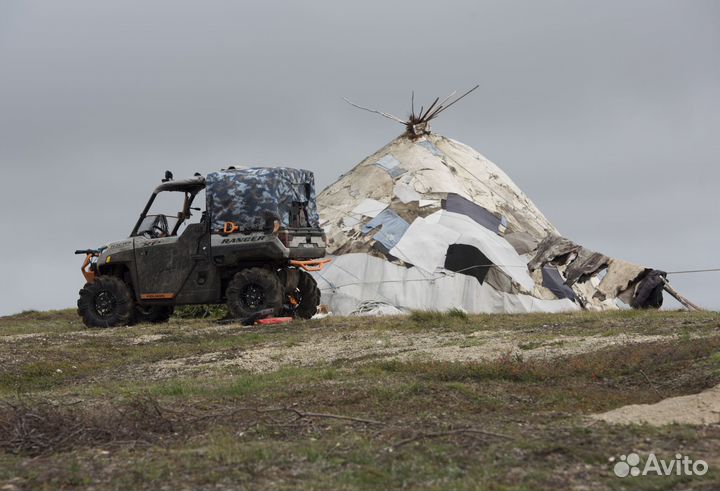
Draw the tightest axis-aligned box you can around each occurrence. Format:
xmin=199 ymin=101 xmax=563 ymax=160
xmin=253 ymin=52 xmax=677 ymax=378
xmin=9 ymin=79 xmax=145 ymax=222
xmin=313 ymin=129 xmax=667 ymax=315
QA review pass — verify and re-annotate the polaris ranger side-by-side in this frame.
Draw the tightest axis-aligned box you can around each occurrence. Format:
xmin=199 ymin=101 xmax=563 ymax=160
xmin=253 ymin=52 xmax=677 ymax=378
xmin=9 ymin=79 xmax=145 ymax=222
xmin=76 ymin=167 xmax=328 ymax=327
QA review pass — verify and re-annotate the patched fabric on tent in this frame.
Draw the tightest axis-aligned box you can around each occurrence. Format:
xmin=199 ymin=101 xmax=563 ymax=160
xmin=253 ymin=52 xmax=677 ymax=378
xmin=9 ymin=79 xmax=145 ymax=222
xmin=541 ymin=266 xmax=576 ymax=301
xmin=313 ymin=130 xmax=667 ymax=315
xmin=360 ymin=209 xmax=409 ymax=252
xmin=442 ymin=193 xmax=505 ymax=234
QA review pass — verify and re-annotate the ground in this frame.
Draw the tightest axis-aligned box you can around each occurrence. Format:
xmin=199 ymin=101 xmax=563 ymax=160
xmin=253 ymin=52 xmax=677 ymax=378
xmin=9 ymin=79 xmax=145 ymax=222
xmin=1 ymin=309 xmax=719 ymax=490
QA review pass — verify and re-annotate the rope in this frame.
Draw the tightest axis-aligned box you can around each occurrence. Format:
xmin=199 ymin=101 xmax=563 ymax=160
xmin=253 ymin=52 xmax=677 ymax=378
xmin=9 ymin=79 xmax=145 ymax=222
xmin=666 ymin=268 xmax=720 ymax=275
xmin=316 ymin=261 xmax=720 ymax=293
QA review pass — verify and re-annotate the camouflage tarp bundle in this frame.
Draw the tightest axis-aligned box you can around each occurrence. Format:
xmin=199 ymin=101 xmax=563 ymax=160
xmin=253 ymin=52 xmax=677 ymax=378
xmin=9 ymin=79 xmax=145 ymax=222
xmin=206 ymin=167 xmax=320 ymax=232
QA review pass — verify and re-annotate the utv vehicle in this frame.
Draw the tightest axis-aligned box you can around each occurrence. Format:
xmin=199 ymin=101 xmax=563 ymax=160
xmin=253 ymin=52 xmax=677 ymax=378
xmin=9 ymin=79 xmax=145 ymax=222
xmin=76 ymin=167 xmax=328 ymax=327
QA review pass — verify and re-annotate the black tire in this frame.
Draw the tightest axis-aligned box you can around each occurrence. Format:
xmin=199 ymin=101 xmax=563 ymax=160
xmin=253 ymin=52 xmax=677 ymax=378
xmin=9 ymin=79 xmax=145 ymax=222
xmin=77 ymin=276 xmax=134 ymax=328
xmin=226 ymin=267 xmax=284 ymax=319
xmin=132 ymin=305 xmax=174 ymax=324
xmin=292 ymin=270 xmax=321 ymax=319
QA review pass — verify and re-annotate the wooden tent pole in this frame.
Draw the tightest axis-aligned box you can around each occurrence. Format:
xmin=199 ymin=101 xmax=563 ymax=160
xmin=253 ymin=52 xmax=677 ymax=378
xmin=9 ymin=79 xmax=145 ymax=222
xmin=661 ymin=277 xmax=704 ymax=311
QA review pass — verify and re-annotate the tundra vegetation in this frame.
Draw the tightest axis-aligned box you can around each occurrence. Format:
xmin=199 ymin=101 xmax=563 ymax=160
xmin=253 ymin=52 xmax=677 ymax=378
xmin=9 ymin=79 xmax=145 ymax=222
xmin=1 ymin=309 xmax=719 ymax=490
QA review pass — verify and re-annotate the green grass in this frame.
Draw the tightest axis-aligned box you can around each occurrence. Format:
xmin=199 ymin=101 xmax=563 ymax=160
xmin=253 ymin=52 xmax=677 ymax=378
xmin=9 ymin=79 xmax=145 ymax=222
xmin=0 ymin=308 xmax=719 ymax=490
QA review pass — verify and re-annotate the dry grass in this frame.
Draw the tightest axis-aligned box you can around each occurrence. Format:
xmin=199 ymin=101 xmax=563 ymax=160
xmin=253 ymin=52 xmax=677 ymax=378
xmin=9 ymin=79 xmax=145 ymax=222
xmin=0 ymin=309 xmax=719 ymax=490
xmin=0 ymin=396 xmax=176 ymax=456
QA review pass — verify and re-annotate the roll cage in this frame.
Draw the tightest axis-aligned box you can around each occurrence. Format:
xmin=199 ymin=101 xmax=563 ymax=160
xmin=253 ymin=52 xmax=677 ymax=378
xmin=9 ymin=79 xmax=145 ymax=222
xmin=130 ymin=176 xmax=207 ymax=237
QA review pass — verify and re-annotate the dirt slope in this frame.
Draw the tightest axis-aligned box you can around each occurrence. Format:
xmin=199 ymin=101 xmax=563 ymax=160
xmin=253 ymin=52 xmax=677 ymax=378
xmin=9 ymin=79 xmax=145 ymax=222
xmin=150 ymin=328 xmax=674 ymax=377
xmin=592 ymin=384 xmax=720 ymax=426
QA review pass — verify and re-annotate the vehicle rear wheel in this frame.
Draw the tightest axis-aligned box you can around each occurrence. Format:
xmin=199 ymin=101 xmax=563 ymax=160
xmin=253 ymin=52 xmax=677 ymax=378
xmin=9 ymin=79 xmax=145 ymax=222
xmin=77 ymin=276 xmax=134 ymax=328
xmin=132 ymin=305 xmax=174 ymax=324
xmin=291 ymin=270 xmax=321 ymax=319
xmin=226 ymin=267 xmax=283 ymax=319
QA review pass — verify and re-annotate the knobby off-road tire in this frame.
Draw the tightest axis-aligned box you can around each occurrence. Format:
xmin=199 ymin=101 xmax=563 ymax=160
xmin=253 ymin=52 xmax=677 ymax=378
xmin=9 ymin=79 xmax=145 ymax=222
xmin=132 ymin=305 xmax=174 ymax=324
xmin=226 ymin=267 xmax=284 ymax=319
xmin=293 ymin=270 xmax=321 ymax=319
xmin=77 ymin=276 xmax=134 ymax=328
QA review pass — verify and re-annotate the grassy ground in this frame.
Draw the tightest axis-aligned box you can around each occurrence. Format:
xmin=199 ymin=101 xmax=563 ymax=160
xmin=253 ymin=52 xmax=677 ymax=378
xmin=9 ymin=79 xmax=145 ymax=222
xmin=1 ymin=309 xmax=719 ymax=490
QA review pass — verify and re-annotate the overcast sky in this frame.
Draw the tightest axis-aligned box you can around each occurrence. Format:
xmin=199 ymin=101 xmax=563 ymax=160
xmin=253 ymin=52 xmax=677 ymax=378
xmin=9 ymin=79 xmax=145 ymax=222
xmin=1 ymin=0 xmax=718 ymax=315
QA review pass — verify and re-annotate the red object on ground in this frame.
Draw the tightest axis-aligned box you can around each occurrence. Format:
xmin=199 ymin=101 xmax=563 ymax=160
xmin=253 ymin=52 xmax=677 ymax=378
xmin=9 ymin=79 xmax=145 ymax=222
xmin=256 ymin=317 xmax=293 ymax=325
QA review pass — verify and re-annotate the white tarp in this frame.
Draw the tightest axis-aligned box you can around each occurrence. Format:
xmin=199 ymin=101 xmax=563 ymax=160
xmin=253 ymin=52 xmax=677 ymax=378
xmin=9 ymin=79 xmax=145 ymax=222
xmin=388 ymin=210 xmax=535 ymax=293
xmin=424 ymin=210 xmax=536 ymax=292
xmin=352 ymin=198 xmax=388 ymax=218
xmin=342 ymin=198 xmax=388 ymax=228
xmin=393 ymin=180 xmax=423 ymax=203
xmin=389 ymin=217 xmax=461 ymax=274
xmin=314 ymin=253 xmax=578 ymax=315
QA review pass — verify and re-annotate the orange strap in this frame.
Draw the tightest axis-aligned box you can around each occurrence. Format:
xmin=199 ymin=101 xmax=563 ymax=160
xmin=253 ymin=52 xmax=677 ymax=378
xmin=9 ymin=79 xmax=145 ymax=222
xmin=256 ymin=317 xmax=293 ymax=325
xmin=139 ymin=293 xmax=175 ymax=300
xmin=289 ymin=258 xmax=332 ymax=272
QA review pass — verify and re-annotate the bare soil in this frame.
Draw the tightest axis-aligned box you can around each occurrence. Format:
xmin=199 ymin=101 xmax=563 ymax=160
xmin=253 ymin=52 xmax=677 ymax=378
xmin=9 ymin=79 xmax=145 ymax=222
xmin=1 ymin=309 xmax=719 ymax=490
xmin=592 ymin=384 xmax=720 ymax=426
xmin=149 ymin=328 xmax=676 ymax=377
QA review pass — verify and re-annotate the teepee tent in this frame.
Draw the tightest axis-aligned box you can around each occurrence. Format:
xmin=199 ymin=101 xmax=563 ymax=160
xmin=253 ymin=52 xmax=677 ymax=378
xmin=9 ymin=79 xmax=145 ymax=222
xmin=312 ymin=91 xmax=686 ymax=315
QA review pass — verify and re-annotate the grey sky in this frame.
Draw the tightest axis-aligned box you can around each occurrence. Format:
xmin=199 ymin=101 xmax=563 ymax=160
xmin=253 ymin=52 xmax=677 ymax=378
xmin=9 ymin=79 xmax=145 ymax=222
xmin=1 ymin=0 xmax=718 ymax=315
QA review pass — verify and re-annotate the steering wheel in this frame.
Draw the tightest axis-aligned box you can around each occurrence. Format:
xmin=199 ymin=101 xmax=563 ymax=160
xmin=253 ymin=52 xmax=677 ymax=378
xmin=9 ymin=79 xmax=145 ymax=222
xmin=148 ymin=215 xmax=169 ymax=238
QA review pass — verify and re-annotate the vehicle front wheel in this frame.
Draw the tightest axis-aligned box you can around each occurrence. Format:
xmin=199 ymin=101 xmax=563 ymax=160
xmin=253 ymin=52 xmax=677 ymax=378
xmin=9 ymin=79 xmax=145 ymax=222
xmin=226 ymin=267 xmax=283 ymax=319
xmin=77 ymin=276 xmax=134 ymax=328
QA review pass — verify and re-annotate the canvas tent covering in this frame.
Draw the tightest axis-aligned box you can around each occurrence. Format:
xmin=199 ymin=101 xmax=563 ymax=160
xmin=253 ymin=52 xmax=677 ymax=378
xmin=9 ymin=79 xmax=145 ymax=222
xmin=313 ymin=131 xmax=666 ymax=315
xmin=206 ymin=167 xmax=320 ymax=233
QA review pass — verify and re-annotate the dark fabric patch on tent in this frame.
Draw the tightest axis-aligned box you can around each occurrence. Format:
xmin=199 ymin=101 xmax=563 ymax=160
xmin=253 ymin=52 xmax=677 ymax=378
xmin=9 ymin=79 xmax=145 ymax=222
xmin=442 ymin=193 xmax=503 ymax=233
xmin=541 ymin=266 xmax=576 ymax=301
xmin=631 ymin=270 xmax=666 ymax=309
xmin=527 ymin=235 xmax=581 ymax=271
xmin=564 ymin=248 xmax=610 ymax=286
xmin=444 ymin=244 xmax=492 ymax=284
